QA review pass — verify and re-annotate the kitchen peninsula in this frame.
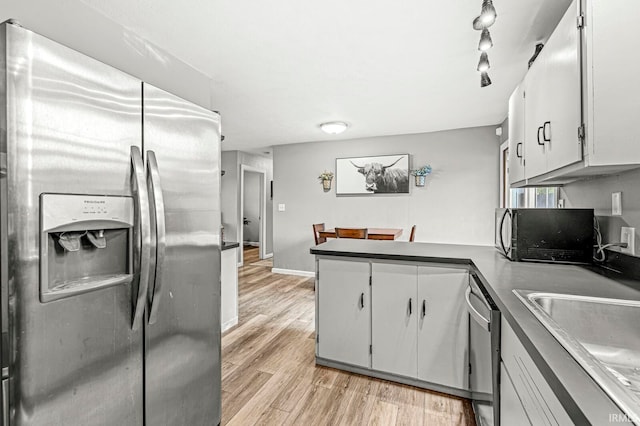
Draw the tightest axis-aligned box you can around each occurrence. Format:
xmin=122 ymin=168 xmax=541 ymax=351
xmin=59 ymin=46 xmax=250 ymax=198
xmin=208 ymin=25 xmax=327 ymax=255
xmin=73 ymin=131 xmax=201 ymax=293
xmin=310 ymin=239 xmax=640 ymax=425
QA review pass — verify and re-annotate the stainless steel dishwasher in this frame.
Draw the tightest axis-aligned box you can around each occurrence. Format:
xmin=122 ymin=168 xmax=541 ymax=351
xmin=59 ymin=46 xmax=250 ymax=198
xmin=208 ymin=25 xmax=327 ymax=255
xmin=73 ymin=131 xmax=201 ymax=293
xmin=466 ymin=273 xmax=501 ymax=426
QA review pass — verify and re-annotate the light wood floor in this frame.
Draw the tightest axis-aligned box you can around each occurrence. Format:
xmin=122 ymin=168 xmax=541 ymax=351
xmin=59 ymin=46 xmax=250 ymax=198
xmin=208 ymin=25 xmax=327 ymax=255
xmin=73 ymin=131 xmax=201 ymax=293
xmin=222 ymin=246 xmax=476 ymax=425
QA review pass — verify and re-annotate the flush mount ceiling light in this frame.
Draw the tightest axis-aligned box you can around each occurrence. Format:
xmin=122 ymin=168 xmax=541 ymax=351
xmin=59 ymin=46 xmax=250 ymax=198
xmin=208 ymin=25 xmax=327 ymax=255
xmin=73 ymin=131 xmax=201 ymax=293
xmin=478 ymin=29 xmax=493 ymax=51
xmin=480 ymin=72 xmax=492 ymax=87
xmin=477 ymin=52 xmax=490 ymax=72
xmin=320 ymin=121 xmax=349 ymax=135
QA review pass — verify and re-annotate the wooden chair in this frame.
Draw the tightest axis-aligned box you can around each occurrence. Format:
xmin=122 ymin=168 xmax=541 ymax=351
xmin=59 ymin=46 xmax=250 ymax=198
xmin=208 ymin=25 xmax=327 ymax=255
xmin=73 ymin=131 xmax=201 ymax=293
xmin=313 ymin=223 xmax=326 ymax=245
xmin=335 ymin=227 xmax=368 ymax=239
xmin=409 ymin=225 xmax=416 ymax=242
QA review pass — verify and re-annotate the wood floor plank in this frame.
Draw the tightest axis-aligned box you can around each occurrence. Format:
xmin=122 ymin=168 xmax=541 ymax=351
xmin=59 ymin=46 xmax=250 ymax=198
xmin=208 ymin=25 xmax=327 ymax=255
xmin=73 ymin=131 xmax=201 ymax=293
xmin=377 ymin=380 xmax=427 ymax=408
xmin=347 ymin=372 xmax=383 ymax=396
xmin=221 ymin=249 xmax=476 ymax=426
xmin=285 ymin=384 xmax=335 ymax=425
xmin=221 ymin=369 xmax=272 ymax=424
xmin=395 ymin=403 xmax=425 ymax=426
xmin=425 ymin=390 xmax=454 ymax=414
xmin=269 ymin=364 xmax=316 ymax=413
xmin=254 ymin=407 xmax=290 ymax=426
xmin=225 ymin=369 xmax=293 ymax=426
xmin=369 ymin=399 xmax=399 ymax=425
xmin=337 ymin=391 xmax=376 ymax=425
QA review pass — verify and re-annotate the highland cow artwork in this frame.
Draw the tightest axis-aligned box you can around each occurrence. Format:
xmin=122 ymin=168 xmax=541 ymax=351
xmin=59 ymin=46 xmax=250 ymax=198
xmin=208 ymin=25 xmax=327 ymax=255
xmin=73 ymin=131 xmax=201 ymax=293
xmin=336 ymin=154 xmax=410 ymax=195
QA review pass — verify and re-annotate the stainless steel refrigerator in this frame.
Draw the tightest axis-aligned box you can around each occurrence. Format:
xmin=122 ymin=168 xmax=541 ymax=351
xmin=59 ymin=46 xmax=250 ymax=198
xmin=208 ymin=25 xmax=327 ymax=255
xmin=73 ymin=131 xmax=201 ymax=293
xmin=0 ymin=21 xmax=221 ymax=425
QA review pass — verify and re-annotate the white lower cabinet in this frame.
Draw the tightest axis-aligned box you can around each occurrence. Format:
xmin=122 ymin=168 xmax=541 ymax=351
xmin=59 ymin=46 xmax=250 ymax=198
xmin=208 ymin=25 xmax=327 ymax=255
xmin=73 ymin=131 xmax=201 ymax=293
xmin=500 ymin=362 xmax=531 ymax=426
xmin=317 ymin=258 xmax=370 ymax=368
xmin=367 ymin=262 xmax=469 ymax=390
xmin=317 ymin=258 xmax=470 ymax=391
xmin=501 ymin=318 xmax=572 ymax=426
xmin=417 ymin=267 xmax=469 ymax=390
xmin=371 ymin=263 xmax=418 ymax=377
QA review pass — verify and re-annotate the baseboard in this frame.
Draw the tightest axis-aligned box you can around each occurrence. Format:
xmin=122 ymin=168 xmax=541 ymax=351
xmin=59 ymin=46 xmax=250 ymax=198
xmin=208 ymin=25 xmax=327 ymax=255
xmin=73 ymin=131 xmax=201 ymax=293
xmin=264 ymin=252 xmax=273 ymax=259
xmin=243 ymin=241 xmax=260 ymax=247
xmin=271 ymin=268 xmax=315 ymax=277
xmin=316 ymin=357 xmax=471 ymax=399
xmin=221 ymin=316 xmax=238 ymax=332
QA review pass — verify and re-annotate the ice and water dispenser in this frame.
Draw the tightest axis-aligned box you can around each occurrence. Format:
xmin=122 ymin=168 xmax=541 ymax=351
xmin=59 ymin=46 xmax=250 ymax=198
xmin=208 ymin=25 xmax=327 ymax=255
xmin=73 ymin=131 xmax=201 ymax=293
xmin=40 ymin=194 xmax=134 ymax=302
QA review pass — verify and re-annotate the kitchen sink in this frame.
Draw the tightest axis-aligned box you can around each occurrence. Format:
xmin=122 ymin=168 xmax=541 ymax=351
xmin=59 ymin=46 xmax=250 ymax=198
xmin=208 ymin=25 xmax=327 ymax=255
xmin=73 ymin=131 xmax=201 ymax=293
xmin=514 ymin=290 xmax=640 ymax=422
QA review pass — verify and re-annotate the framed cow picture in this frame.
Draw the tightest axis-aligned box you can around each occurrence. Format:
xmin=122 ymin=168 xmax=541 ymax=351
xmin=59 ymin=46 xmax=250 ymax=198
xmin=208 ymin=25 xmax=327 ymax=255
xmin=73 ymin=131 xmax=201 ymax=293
xmin=336 ymin=154 xmax=410 ymax=195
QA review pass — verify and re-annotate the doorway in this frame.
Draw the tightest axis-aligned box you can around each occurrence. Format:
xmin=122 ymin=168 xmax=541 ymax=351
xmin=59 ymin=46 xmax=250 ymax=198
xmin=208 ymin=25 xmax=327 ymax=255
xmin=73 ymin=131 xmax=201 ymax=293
xmin=239 ymin=165 xmax=267 ymax=266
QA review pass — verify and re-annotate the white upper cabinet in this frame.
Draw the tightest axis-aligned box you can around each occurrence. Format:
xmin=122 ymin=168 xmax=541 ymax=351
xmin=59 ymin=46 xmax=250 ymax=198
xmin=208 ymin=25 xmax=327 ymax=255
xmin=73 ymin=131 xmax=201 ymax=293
xmin=585 ymin=0 xmax=640 ymax=167
xmin=508 ymin=84 xmax=526 ymax=185
xmin=508 ymin=0 xmax=640 ymax=186
xmin=523 ymin=58 xmax=549 ymax=180
xmin=542 ymin=1 xmax=582 ymax=173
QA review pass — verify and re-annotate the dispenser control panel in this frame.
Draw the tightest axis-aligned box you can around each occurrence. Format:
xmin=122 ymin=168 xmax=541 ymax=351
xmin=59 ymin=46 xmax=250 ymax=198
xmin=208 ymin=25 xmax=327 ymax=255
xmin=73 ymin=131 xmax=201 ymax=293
xmin=82 ymin=200 xmax=109 ymax=215
xmin=41 ymin=193 xmax=134 ymax=232
xmin=39 ymin=193 xmax=135 ymax=303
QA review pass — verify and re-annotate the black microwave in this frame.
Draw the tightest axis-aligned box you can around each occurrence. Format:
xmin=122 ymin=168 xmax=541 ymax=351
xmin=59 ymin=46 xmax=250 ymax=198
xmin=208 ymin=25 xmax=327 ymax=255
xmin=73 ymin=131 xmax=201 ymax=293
xmin=495 ymin=208 xmax=594 ymax=264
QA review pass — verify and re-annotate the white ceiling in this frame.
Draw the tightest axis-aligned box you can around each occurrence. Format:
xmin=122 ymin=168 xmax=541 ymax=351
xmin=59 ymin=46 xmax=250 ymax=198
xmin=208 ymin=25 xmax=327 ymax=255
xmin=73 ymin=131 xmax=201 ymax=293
xmin=79 ymin=0 xmax=571 ymax=152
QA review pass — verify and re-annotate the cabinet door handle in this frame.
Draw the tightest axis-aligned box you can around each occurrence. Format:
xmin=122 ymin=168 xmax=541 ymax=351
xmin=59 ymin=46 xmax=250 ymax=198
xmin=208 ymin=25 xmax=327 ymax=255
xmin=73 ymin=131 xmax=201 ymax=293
xmin=516 ymin=142 xmax=523 ymax=158
xmin=537 ymin=126 xmax=544 ymax=146
xmin=360 ymin=292 xmax=365 ymax=309
xmin=543 ymin=121 xmax=551 ymax=142
xmin=422 ymin=300 xmax=426 ymax=318
xmin=408 ymin=298 xmax=413 ymax=315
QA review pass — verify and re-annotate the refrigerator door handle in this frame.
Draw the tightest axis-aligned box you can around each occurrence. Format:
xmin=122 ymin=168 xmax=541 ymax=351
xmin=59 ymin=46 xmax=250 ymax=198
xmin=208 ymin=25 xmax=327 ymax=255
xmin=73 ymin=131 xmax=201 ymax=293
xmin=2 ymin=378 xmax=7 ymax=426
xmin=147 ymin=151 xmax=166 ymax=325
xmin=131 ymin=146 xmax=151 ymax=330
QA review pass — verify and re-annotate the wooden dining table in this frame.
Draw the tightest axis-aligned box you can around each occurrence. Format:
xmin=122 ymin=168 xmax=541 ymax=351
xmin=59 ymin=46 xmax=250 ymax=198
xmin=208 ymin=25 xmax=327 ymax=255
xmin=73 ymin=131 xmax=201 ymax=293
xmin=318 ymin=228 xmax=403 ymax=241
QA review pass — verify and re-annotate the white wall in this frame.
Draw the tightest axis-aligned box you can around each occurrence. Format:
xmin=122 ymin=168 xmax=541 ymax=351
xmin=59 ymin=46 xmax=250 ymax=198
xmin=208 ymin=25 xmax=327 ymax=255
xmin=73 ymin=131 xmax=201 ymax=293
xmin=273 ymin=126 xmax=500 ymax=272
xmin=221 ymin=151 xmax=273 ymax=255
xmin=1 ymin=0 xmax=213 ymax=109
xmin=243 ymin=172 xmax=261 ymax=243
xmin=221 ymin=151 xmax=239 ymax=243
xmin=562 ymin=167 xmax=640 ymax=258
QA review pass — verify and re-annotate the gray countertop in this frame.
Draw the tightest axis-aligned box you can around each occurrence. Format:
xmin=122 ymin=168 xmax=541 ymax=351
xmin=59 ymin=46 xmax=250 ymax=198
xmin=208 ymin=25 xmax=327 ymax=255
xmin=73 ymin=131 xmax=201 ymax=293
xmin=310 ymin=239 xmax=640 ymax=424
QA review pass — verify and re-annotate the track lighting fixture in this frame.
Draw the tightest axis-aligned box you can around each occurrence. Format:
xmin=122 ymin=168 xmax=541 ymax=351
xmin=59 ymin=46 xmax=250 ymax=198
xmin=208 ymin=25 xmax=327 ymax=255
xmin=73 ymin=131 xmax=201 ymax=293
xmin=478 ymin=29 xmax=493 ymax=51
xmin=477 ymin=52 xmax=490 ymax=72
xmin=480 ymin=72 xmax=492 ymax=87
xmin=479 ymin=0 xmax=497 ymax=28
xmin=472 ymin=1 xmax=497 ymax=87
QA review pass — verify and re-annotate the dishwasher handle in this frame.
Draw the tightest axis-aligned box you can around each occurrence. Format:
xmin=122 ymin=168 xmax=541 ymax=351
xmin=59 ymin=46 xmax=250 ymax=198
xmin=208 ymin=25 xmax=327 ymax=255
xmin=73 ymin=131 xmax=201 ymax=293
xmin=465 ymin=286 xmax=491 ymax=332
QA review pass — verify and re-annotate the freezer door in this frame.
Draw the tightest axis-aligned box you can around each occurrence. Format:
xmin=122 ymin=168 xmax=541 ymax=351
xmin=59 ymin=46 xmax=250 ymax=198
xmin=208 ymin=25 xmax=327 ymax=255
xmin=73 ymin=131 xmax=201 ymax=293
xmin=2 ymin=23 xmax=144 ymax=425
xmin=142 ymin=83 xmax=221 ymax=425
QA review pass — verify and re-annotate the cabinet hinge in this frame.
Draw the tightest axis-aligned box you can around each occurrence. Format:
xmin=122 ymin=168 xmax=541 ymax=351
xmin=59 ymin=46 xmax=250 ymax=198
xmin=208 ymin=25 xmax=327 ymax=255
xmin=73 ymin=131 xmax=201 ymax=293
xmin=578 ymin=123 xmax=585 ymax=143
xmin=316 ymin=334 xmax=319 ymax=343
xmin=369 ymin=345 xmax=372 ymax=355
xmin=577 ymin=14 xmax=585 ymax=29
xmin=316 ymin=270 xmax=319 ymax=281
xmin=469 ymin=363 xmax=472 ymax=375
xmin=369 ymin=275 xmax=372 ymax=286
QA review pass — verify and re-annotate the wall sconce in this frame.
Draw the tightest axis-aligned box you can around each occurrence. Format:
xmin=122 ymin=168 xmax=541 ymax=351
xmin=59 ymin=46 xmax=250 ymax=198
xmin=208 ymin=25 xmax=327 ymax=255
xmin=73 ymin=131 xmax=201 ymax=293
xmin=318 ymin=171 xmax=334 ymax=192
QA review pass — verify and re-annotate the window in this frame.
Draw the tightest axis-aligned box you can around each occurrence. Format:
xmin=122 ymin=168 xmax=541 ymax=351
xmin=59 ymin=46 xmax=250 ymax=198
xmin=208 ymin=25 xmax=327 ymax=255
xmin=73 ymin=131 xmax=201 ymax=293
xmin=509 ymin=187 xmax=558 ymax=208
